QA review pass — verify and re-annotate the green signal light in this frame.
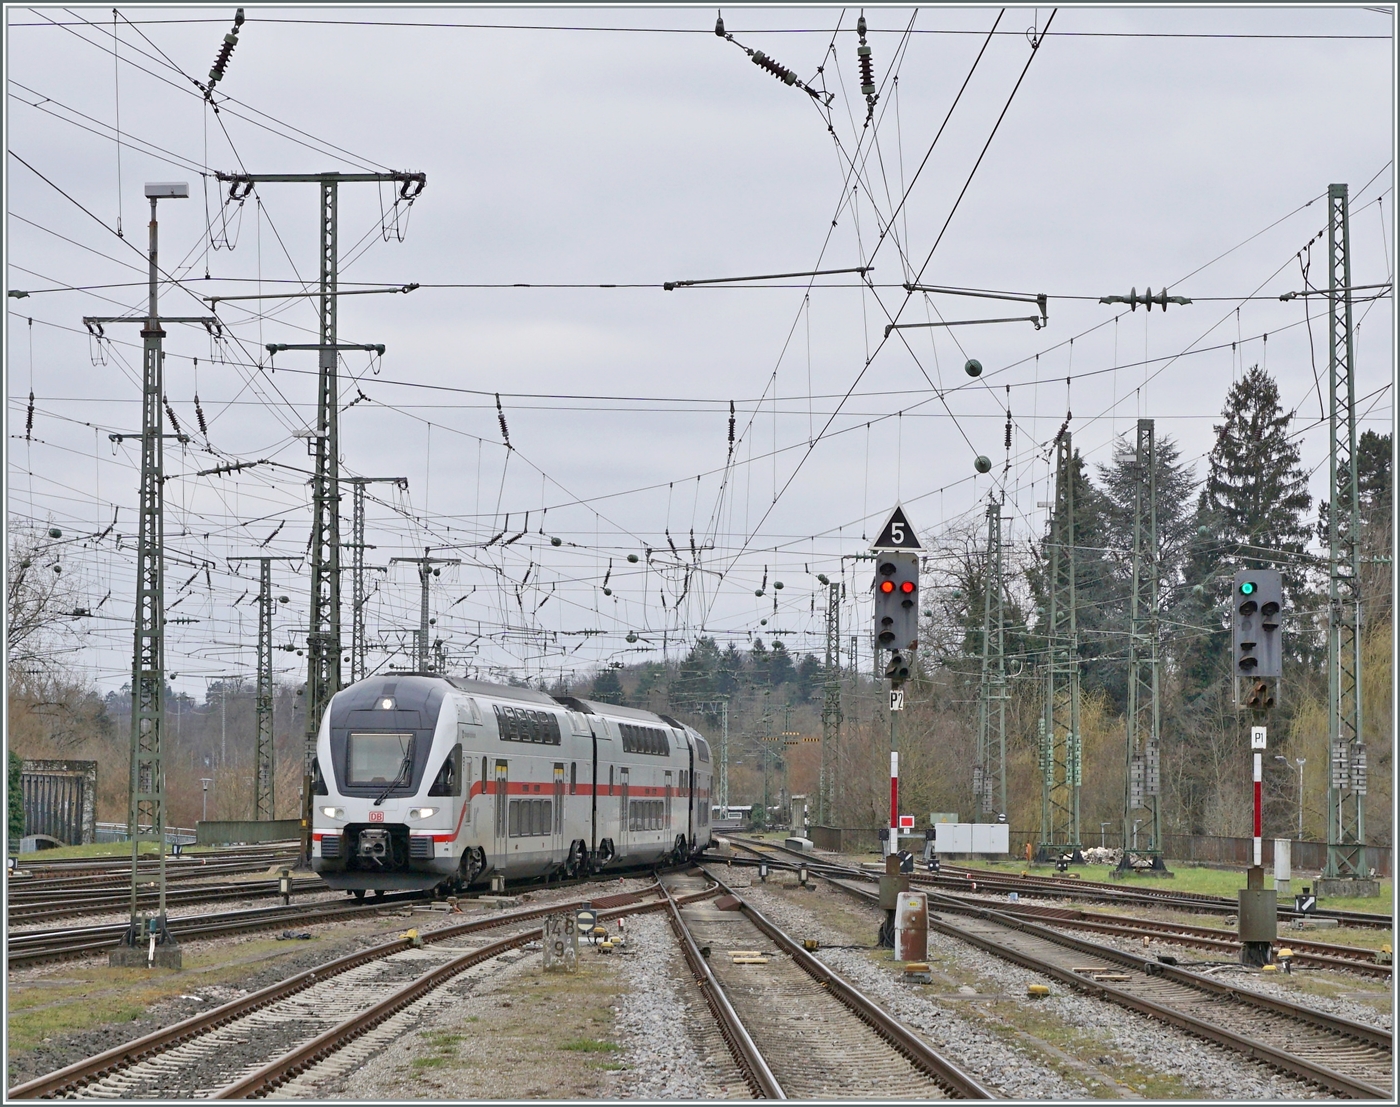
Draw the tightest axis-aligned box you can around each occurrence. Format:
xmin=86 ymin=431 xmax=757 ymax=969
xmin=1239 ymin=581 xmax=1256 ymax=596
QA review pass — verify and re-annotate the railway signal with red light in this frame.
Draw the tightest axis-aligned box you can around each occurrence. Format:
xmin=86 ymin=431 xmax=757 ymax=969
xmin=873 ymin=551 xmax=919 ymax=654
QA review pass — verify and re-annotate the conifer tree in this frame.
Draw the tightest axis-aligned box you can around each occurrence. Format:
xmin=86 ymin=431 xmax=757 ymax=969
xmin=1196 ymin=365 xmax=1312 ymax=582
xmin=1187 ymin=365 xmax=1313 ymax=667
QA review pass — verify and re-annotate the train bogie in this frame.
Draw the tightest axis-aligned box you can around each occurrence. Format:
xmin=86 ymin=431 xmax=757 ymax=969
xmin=311 ymin=674 xmax=714 ymax=894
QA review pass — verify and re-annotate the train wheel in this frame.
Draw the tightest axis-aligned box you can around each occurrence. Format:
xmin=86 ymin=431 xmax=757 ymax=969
xmin=353 ymin=889 xmax=366 ymax=901
xmin=459 ymin=847 xmax=485 ymax=887
xmin=373 ymin=888 xmax=386 ymax=899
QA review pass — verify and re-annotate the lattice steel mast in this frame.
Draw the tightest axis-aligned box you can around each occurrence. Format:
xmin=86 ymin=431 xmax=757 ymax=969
xmin=975 ymin=493 xmax=1007 ymax=821
xmin=1039 ymin=434 xmax=1082 ymax=860
xmin=1324 ymin=183 xmax=1367 ymax=880
xmin=347 ymin=477 xmax=407 ymax=682
xmin=84 ymin=184 xmax=213 ymax=966
xmin=216 ymin=170 xmax=425 ymax=865
xmin=230 ymin=555 xmax=295 ymax=821
xmin=1123 ymin=419 xmax=1163 ymax=861
xmin=389 ymin=549 xmax=460 ymax=673
xmin=820 ymin=579 xmax=842 ymax=826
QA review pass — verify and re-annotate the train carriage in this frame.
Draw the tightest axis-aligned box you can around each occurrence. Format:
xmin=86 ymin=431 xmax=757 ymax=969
xmin=312 ymin=674 xmax=713 ymax=894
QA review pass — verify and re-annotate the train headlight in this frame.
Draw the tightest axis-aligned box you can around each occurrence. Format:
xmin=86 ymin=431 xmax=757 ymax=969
xmin=320 ymin=806 xmax=344 ymax=819
xmin=408 ymin=807 xmax=439 ymax=820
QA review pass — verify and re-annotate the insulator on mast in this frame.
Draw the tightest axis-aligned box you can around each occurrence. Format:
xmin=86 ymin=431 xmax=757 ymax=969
xmin=495 ymin=393 xmax=511 ymax=449
xmin=752 ymin=50 xmax=798 ymax=86
xmin=857 ymin=15 xmax=878 ymax=119
xmin=204 ymin=8 xmax=245 ymax=100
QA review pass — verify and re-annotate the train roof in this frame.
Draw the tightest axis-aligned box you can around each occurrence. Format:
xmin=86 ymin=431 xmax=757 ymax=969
xmin=343 ymin=674 xmax=702 ymax=736
xmin=559 ymin=696 xmax=680 ymax=727
xmin=443 ymin=675 xmax=560 ymax=707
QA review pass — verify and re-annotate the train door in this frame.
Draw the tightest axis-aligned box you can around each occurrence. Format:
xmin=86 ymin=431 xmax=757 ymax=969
xmin=552 ymin=763 xmax=565 ymax=861
xmin=619 ymin=766 xmax=630 ymax=855
xmin=685 ymin=741 xmax=696 ymax=845
xmin=494 ymin=760 xmax=509 ymax=859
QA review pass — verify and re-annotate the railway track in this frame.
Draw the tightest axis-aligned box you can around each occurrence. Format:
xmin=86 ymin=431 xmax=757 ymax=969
xmin=667 ymin=870 xmax=991 ymax=1099
xmin=5 ymin=893 xmax=432 ymax=967
xmin=982 ymin=899 xmax=1393 ymax=978
xmin=917 ymin=861 xmax=1392 ymax=930
xmin=909 ymin=891 xmax=1394 ymax=1100
xmin=724 ymin=839 xmax=1391 ymax=974
xmin=8 ymin=852 xmax=300 ymax=896
xmin=729 ymin=839 xmax=1392 ymax=1098
xmin=7 ymin=883 xmax=705 ymax=1100
xmin=7 ymin=877 xmax=330 ymax=926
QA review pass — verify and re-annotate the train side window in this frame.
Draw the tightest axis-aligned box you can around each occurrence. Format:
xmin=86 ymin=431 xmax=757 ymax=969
xmin=609 ymin=765 xmax=614 ymax=789
xmin=428 ymin=744 xmax=462 ymax=797
xmin=570 ymin=762 xmax=577 ymax=795
xmin=482 ymin=757 xmax=489 ymax=791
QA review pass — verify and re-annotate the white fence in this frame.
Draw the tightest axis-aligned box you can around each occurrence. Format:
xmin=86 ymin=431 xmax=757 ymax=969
xmin=95 ymin=821 xmax=198 ymax=846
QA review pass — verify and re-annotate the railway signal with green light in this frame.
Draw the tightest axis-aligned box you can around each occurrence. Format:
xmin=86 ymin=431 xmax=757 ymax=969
xmin=1232 ymin=567 xmax=1283 ymax=706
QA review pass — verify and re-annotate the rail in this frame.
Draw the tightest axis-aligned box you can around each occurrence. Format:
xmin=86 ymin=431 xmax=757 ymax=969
xmin=210 ymin=884 xmax=720 ymax=1099
xmin=9 ymin=882 xmax=705 ymax=1099
xmin=731 ymin=840 xmax=1390 ymax=1101
xmin=659 ymin=883 xmax=785 ymax=1099
xmin=700 ymin=869 xmax=994 ymax=1099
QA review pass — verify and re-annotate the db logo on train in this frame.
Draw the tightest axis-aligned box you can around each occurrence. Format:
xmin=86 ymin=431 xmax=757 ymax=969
xmin=368 ymin=810 xmax=385 ymax=822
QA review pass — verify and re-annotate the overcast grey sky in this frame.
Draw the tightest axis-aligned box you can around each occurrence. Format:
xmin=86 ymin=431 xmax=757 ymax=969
xmin=5 ymin=4 xmax=1394 ymax=696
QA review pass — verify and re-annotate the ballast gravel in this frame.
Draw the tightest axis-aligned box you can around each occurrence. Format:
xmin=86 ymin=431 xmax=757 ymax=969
xmin=1054 ymin=927 xmax=1394 ymax=1031
xmin=610 ymin=910 xmax=746 ymax=1100
xmin=737 ymin=878 xmax=1329 ymax=1100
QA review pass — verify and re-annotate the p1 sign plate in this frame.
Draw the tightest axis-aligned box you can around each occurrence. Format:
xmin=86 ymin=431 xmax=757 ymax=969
xmin=1250 ymin=726 xmax=1267 ymax=749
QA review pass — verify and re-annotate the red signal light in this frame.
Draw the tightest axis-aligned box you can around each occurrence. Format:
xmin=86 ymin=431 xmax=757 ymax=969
xmin=879 ymin=580 xmax=895 ymax=593
xmin=900 ymin=581 xmax=915 ymax=593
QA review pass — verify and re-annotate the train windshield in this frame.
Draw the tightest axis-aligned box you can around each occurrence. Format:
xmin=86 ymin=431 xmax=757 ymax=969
xmin=347 ymin=732 xmax=414 ymax=786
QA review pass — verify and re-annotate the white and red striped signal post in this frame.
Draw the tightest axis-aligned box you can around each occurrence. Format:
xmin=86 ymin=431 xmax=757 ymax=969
xmin=889 ymin=751 xmax=900 ymax=852
xmin=1251 ymin=726 xmax=1268 ymax=866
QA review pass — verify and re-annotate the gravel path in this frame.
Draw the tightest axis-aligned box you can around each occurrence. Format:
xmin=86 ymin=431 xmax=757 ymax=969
xmin=733 ymin=875 xmax=1331 ymax=1100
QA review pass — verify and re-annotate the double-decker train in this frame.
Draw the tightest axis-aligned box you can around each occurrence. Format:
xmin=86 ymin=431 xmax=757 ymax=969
xmin=310 ymin=674 xmax=715 ymax=895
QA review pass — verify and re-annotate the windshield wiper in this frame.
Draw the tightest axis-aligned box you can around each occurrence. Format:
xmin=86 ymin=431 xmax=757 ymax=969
xmin=373 ymin=750 xmax=414 ymax=806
